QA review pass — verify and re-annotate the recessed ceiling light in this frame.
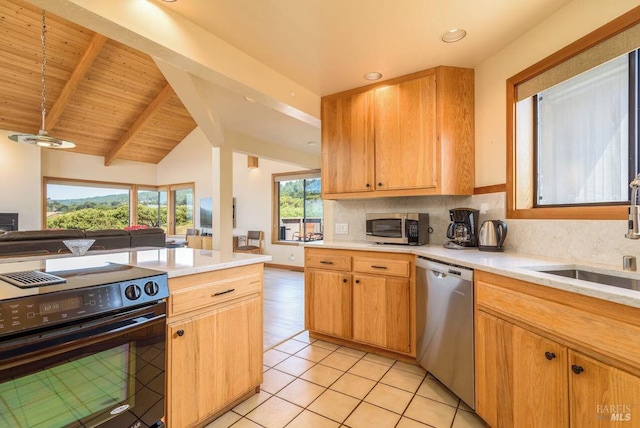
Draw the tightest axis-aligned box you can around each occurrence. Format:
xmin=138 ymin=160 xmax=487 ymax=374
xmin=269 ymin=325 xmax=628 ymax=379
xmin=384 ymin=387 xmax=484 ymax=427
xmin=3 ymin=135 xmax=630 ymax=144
xmin=364 ymin=72 xmax=383 ymax=81
xmin=244 ymin=96 xmax=257 ymax=103
xmin=307 ymin=141 xmax=317 ymax=146
xmin=441 ymin=28 xmax=467 ymax=43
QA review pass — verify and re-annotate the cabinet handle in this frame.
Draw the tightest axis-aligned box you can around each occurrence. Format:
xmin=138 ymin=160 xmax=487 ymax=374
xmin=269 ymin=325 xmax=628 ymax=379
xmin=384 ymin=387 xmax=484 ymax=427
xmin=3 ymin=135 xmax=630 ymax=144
xmin=371 ymin=265 xmax=388 ymax=270
xmin=378 ymin=182 xmax=383 ymax=187
xmin=571 ymin=365 xmax=584 ymax=374
xmin=545 ymin=352 xmax=556 ymax=360
xmin=214 ymin=288 xmax=235 ymax=296
xmin=355 ymin=279 xmax=360 ymax=284
xmin=320 ymin=260 xmax=334 ymax=265
xmin=343 ymin=278 xmax=348 ymax=283
xmin=176 ymin=330 xmax=185 ymax=337
xmin=365 ymin=183 xmax=370 ymax=188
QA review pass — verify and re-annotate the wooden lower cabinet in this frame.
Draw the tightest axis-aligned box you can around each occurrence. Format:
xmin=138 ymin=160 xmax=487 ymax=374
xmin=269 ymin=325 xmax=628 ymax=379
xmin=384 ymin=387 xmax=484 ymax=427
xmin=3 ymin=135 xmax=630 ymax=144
xmin=475 ymin=271 xmax=640 ymax=428
xmin=306 ymin=269 xmax=351 ymax=338
xmin=570 ymin=351 xmax=640 ymax=427
xmin=166 ymin=264 xmax=263 ymax=428
xmin=352 ymin=274 xmax=410 ymax=353
xmin=187 ymin=236 xmax=213 ymax=249
xmin=304 ymin=248 xmax=415 ymax=356
xmin=475 ymin=311 xmax=568 ymax=427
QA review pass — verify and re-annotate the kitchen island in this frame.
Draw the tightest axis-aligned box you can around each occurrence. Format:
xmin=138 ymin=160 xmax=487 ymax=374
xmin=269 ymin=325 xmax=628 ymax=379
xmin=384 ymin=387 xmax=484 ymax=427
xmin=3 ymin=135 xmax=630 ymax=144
xmin=0 ymin=247 xmax=271 ymax=428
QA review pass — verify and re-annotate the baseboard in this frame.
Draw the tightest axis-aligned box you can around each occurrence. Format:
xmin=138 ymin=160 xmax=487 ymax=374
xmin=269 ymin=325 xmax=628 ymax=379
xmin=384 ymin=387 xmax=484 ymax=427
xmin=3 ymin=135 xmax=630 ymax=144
xmin=265 ymin=263 xmax=304 ymax=272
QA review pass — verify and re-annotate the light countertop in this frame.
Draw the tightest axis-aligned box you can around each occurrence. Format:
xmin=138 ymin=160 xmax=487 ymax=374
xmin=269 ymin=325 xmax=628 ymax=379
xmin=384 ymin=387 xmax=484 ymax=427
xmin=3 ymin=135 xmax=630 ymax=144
xmin=306 ymin=241 xmax=640 ymax=309
xmin=0 ymin=247 xmax=272 ymax=279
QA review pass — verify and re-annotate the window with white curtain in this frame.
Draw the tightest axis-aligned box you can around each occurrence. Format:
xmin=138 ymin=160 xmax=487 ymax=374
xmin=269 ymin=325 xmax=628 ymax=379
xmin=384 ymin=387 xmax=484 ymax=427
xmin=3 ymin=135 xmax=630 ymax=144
xmin=532 ymin=54 xmax=631 ymax=206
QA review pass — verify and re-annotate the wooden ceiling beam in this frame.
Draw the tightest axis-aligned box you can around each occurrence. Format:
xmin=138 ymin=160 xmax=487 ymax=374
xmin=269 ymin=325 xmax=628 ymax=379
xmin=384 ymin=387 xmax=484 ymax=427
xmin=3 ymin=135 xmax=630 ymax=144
xmin=46 ymin=33 xmax=108 ymax=130
xmin=104 ymin=83 xmax=173 ymax=166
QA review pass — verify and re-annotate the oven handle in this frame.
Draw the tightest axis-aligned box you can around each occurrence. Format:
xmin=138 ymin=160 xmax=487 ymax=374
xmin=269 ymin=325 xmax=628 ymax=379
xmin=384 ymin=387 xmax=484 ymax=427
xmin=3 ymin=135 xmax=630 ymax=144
xmin=0 ymin=304 xmax=166 ymax=365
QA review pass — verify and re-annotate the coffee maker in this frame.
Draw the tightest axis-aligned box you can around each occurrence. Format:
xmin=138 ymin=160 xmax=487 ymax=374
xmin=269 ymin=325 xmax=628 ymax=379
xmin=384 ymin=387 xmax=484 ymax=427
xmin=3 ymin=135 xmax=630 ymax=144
xmin=444 ymin=208 xmax=480 ymax=249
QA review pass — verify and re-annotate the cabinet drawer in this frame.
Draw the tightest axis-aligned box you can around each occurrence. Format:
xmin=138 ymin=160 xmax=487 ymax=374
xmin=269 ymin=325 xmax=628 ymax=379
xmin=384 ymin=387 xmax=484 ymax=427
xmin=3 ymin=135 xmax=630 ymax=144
xmin=306 ymin=251 xmax=351 ymax=271
xmin=476 ymin=274 xmax=640 ymax=371
xmin=353 ymin=257 xmax=410 ymax=277
xmin=170 ymin=273 xmax=261 ymax=315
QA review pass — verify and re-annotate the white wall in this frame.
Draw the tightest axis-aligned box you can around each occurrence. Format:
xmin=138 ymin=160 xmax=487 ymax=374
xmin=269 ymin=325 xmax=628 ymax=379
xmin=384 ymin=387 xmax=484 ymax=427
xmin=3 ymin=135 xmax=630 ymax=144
xmin=0 ymin=131 xmax=42 ymax=230
xmin=42 ymin=149 xmax=157 ymax=184
xmin=232 ymin=152 xmax=307 ymax=267
xmin=156 ymin=127 xmax=214 ymax=230
xmin=474 ymin=0 xmax=640 ymax=187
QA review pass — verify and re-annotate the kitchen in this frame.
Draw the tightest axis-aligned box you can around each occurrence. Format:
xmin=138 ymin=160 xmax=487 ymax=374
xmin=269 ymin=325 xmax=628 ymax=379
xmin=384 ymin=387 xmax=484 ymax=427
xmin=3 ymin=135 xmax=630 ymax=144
xmin=1 ymin=1 xmax=640 ymax=428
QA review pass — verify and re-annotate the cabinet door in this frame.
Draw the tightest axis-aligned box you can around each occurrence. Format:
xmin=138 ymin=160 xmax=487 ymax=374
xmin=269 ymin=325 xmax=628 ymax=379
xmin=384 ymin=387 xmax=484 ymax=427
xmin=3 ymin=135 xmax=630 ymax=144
xmin=321 ymin=91 xmax=375 ymax=194
xmin=167 ymin=296 xmax=263 ymax=427
xmin=475 ymin=311 xmax=568 ymax=427
xmin=352 ymin=274 xmax=410 ymax=353
xmin=205 ymin=295 xmax=263 ymax=414
xmin=306 ymin=269 xmax=351 ymax=338
xmin=167 ymin=318 xmax=200 ymax=428
xmin=374 ymin=74 xmax=437 ymax=191
xmin=570 ymin=351 xmax=640 ymax=427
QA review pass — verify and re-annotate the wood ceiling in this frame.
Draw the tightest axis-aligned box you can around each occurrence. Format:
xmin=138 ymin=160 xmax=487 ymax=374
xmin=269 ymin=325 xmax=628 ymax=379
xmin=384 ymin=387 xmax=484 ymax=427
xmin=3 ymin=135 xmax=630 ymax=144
xmin=0 ymin=0 xmax=197 ymax=165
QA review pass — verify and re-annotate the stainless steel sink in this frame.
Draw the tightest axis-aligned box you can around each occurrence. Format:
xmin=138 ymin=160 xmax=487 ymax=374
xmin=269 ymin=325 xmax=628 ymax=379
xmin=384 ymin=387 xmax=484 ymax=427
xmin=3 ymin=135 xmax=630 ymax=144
xmin=539 ymin=268 xmax=640 ymax=291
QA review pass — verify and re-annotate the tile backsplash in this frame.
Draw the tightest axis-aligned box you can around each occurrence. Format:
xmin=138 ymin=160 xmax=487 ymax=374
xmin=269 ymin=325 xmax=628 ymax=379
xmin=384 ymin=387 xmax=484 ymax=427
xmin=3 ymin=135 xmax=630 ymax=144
xmin=325 ymin=192 xmax=637 ymax=268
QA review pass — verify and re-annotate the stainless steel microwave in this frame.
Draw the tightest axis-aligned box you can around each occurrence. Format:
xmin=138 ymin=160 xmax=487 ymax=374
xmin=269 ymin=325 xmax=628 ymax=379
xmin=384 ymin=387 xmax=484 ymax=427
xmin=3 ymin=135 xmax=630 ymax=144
xmin=366 ymin=213 xmax=429 ymax=245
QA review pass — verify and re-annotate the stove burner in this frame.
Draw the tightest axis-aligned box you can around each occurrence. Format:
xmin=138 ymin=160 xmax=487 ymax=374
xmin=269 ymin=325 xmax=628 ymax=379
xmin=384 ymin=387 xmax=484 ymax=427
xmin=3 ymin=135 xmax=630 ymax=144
xmin=0 ymin=270 xmax=66 ymax=288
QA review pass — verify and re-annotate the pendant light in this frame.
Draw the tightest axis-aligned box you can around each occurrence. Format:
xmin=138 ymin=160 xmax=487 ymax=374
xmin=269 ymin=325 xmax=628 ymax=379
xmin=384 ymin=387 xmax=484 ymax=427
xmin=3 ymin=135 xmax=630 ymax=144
xmin=9 ymin=10 xmax=75 ymax=149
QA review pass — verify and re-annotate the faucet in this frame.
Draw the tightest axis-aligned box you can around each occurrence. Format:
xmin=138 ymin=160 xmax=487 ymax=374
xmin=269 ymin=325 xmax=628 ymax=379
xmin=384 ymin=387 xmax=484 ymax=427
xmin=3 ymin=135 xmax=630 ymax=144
xmin=625 ymin=173 xmax=640 ymax=239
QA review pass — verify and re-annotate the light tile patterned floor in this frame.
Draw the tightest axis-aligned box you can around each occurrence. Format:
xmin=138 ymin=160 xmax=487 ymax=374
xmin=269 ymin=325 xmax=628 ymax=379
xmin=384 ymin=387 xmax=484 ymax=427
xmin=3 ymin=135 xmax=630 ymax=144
xmin=206 ymin=332 xmax=487 ymax=428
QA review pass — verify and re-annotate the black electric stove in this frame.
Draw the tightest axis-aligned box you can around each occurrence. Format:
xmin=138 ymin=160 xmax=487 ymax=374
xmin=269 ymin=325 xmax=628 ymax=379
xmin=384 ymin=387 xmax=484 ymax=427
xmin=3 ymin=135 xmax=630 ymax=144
xmin=0 ymin=260 xmax=168 ymax=338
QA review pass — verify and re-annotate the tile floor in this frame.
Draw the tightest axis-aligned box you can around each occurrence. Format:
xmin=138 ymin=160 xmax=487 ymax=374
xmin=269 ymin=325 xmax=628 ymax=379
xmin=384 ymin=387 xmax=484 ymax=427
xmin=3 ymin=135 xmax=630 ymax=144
xmin=206 ymin=331 xmax=487 ymax=428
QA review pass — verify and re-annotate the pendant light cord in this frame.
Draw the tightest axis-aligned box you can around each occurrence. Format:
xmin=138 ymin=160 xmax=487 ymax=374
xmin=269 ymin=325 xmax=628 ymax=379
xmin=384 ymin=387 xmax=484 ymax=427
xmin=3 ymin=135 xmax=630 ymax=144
xmin=40 ymin=10 xmax=47 ymax=132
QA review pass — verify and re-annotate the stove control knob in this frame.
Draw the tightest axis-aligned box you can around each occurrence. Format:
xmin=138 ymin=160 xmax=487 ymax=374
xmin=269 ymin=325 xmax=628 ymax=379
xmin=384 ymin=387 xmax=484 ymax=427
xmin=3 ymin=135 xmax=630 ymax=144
xmin=124 ymin=284 xmax=142 ymax=300
xmin=144 ymin=281 xmax=159 ymax=296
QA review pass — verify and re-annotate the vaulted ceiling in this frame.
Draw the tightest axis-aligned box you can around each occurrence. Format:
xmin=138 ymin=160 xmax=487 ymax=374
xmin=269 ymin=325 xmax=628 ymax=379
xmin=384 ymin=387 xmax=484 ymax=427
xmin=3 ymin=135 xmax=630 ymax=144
xmin=0 ymin=0 xmax=197 ymax=165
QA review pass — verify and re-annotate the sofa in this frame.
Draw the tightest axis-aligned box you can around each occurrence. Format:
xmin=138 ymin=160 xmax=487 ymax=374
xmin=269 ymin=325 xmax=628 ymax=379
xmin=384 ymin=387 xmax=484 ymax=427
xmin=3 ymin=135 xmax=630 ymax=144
xmin=0 ymin=228 xmax=166 ymax=257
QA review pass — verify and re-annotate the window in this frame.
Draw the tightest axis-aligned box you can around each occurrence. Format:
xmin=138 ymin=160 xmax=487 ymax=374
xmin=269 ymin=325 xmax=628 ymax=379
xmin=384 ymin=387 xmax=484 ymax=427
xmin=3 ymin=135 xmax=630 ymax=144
xmin=46 ymin=181 xmax=130 ymax=230
xmin=44 ymin=178 xmax=194 ymax=234
xmin=508 ymin=9 xmax=640 ymax=219
xmin=272 ymin=170 xmax=323 ymax=243
xmin=170 ymin=185 xmax=194 ymax=235
xmin=137 ymin=188 xmax=167 ymax=231
xmin=533 ymin=53 xmax=633 ymax=206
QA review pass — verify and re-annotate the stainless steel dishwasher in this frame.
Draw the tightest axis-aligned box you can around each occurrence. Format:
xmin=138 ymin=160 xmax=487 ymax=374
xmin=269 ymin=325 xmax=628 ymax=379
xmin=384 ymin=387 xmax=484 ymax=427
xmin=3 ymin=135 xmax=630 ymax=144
xmin=416 ymin=256 xmax=474 ymax=409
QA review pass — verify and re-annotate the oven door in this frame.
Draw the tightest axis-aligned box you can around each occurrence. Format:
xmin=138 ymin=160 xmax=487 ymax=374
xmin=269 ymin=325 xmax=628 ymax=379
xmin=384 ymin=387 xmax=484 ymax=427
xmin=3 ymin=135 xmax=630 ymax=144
xmin=0 ymin=302 xmax=166 ymax=428
xmin=366 ymin=214 xmax=407 ymax=244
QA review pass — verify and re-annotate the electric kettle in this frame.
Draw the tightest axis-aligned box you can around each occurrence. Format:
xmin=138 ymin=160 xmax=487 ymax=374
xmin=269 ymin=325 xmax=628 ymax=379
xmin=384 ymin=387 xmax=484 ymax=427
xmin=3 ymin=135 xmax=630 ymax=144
xmin=478 ymin=220 xmax=507 ymax=252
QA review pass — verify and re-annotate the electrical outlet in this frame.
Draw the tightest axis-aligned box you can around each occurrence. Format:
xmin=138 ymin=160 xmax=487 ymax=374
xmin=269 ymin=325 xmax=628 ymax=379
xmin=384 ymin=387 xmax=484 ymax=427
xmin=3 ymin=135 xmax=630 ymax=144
xmin=289 ymin=253 xmax=295 ymax=261
xmin=479 ymin=203 xmax=489 ymax=214
xmin=335 ymin=223 xmax=349 ymax=235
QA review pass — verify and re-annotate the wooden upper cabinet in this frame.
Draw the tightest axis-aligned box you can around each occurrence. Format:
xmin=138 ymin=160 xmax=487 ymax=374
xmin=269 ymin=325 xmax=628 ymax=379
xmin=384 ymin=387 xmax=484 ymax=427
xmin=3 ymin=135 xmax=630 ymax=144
xmin=321 ymin=91 xmax=375 ymax=194
xmin=321 ymin=66 xmax=474 ymax=199
xmin=374 ymin=73 xmax=437 ymax=191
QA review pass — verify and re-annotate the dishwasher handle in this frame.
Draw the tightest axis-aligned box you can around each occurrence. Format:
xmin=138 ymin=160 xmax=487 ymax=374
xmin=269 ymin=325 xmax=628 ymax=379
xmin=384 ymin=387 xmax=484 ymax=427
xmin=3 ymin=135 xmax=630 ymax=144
xmin=416 ymin=256 xmax=474 ymax=282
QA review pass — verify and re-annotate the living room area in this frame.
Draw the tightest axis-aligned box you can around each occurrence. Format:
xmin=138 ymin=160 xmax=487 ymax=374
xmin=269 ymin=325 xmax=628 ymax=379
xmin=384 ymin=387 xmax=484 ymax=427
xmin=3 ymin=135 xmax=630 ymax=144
xmin=0 ymin=125 xmax=319 ymax=269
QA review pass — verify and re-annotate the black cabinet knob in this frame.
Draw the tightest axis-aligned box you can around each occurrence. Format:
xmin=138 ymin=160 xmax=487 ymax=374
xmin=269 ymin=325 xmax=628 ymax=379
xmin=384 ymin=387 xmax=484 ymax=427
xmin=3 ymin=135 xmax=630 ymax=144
xmin=355 ymin=279 xmax=360 ymax=284
xmin=365 ymin=183 xmax=370 ymax=187
xmin=176 ymin=330 xmax=185 ymax=337
xmin=545 ymin=352 xmax=556 ymax=360
xmin=343 ymin=278 xmax=348 ymax=283
xmin=571 ymin=365 xmax=584 ymax=374
xmin=378 ymin=182 xmax=383 ymax=187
